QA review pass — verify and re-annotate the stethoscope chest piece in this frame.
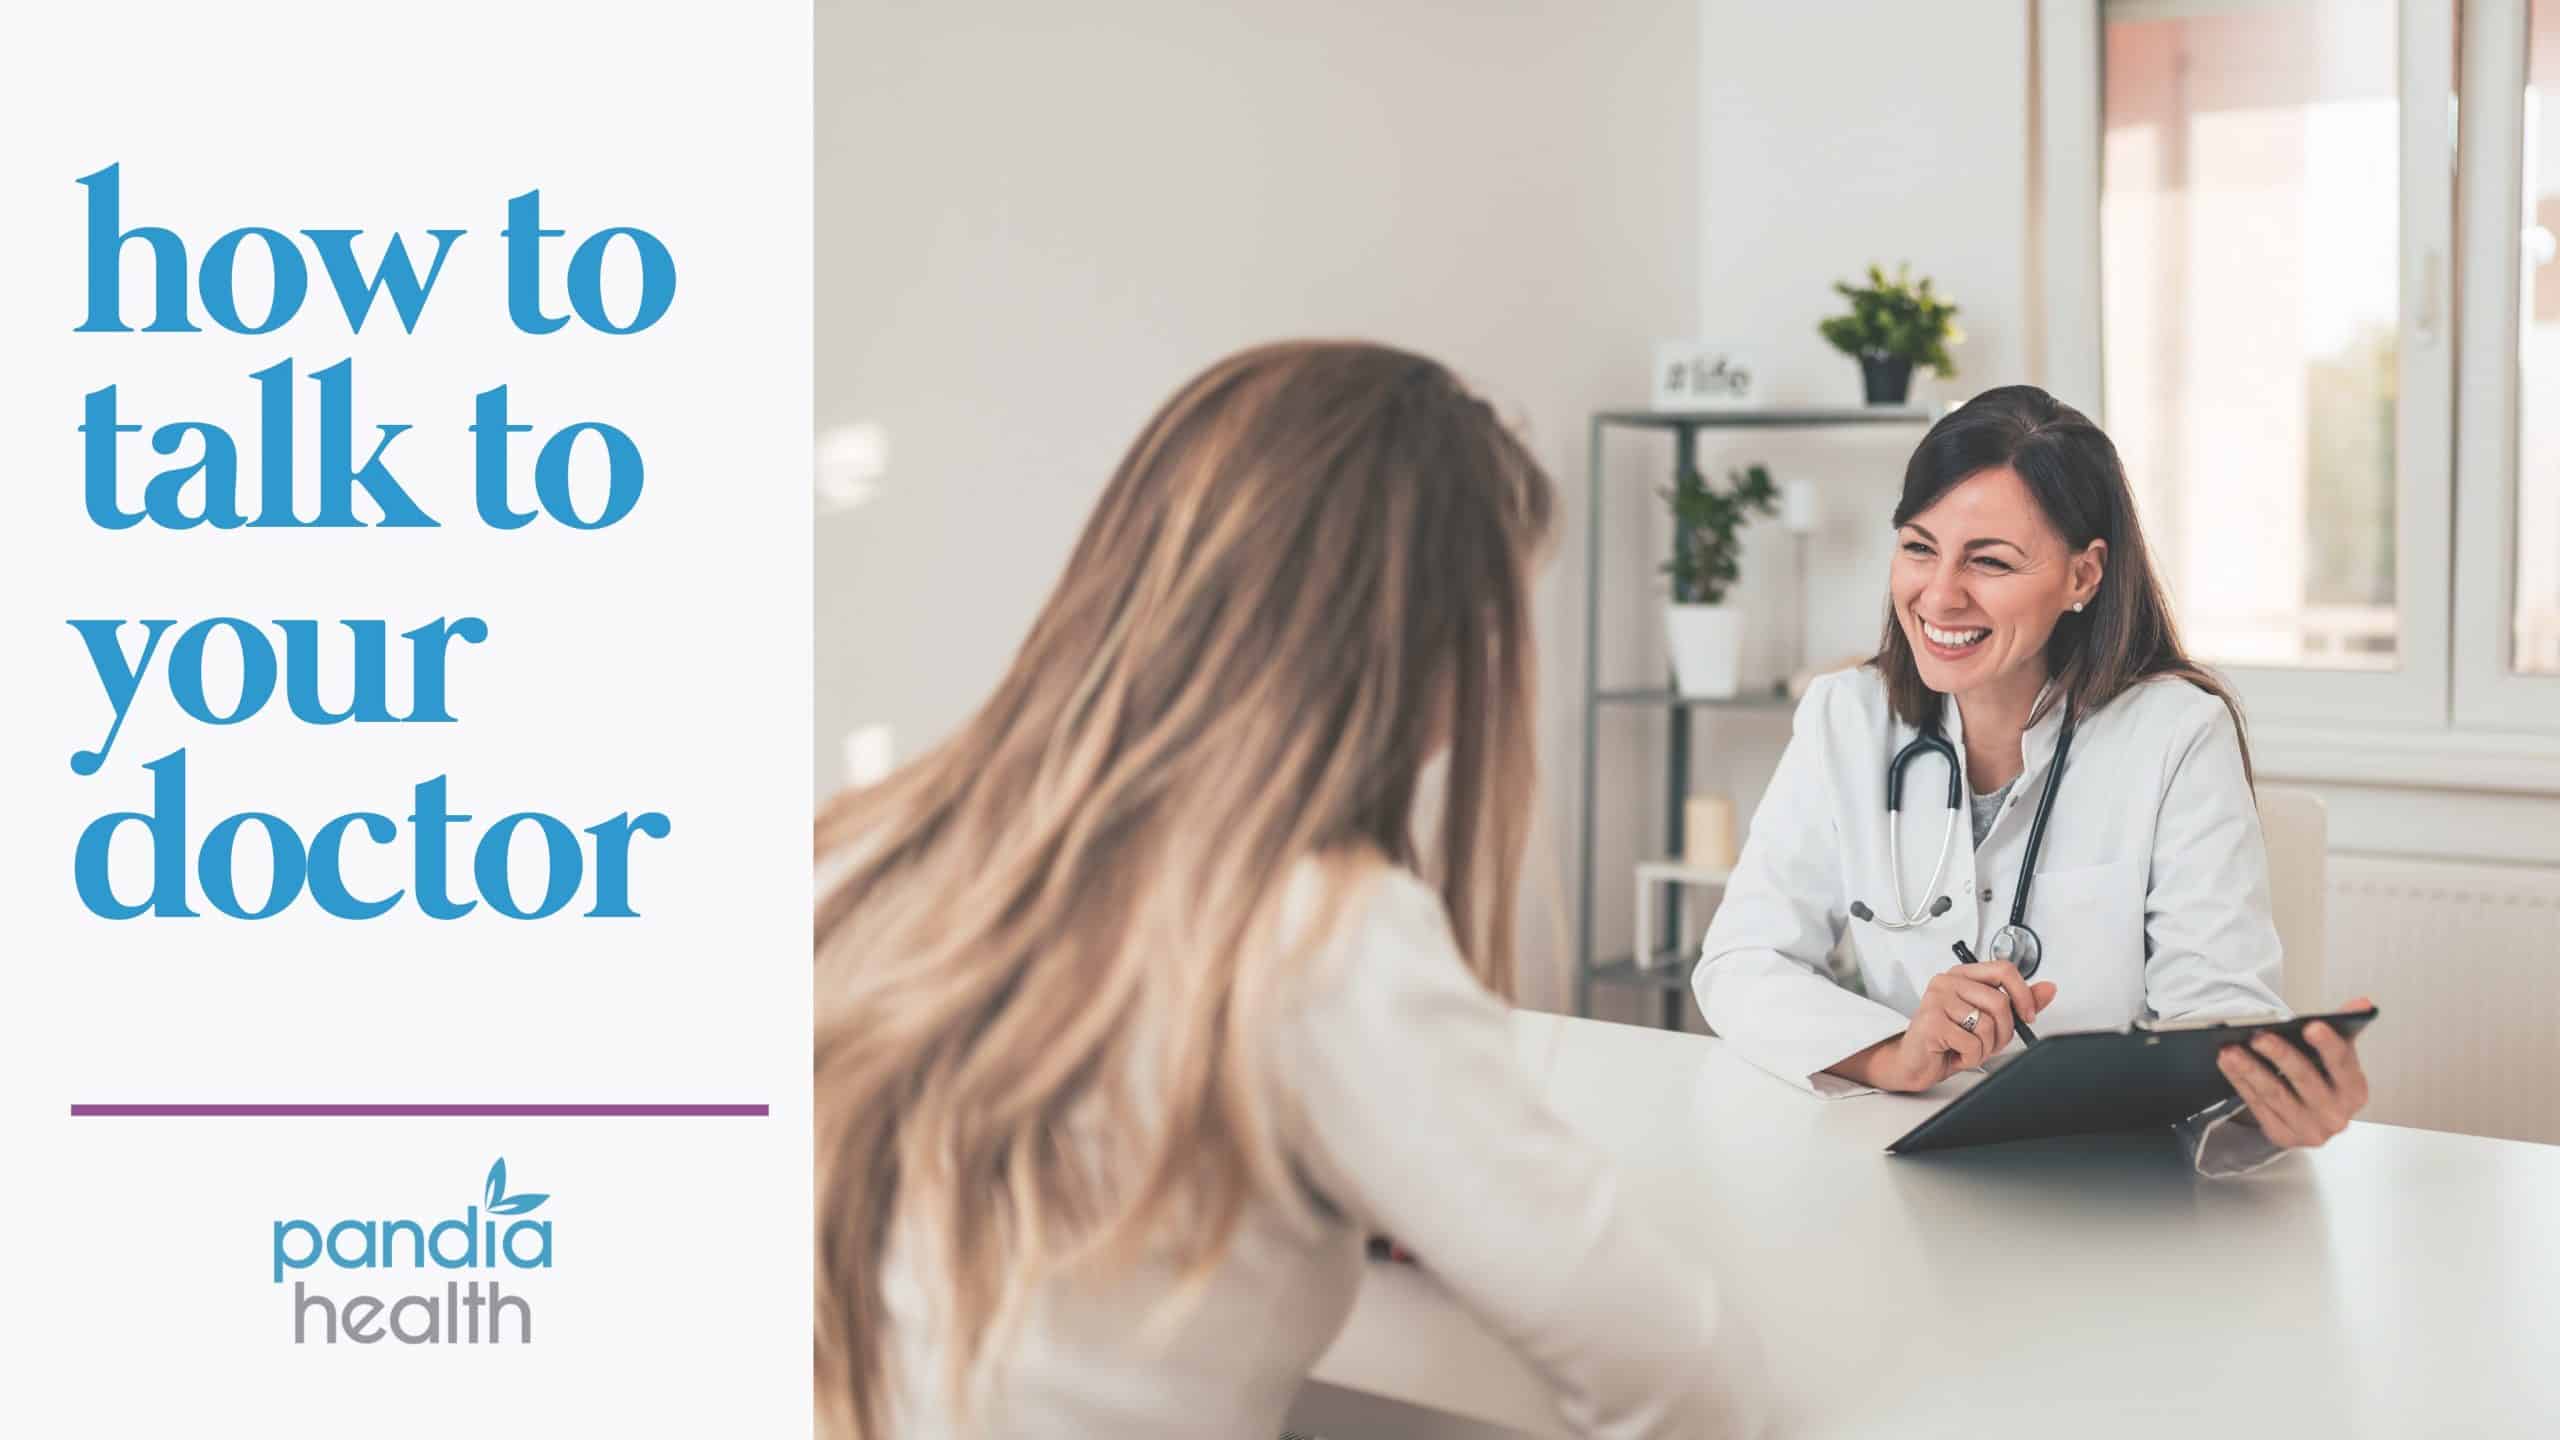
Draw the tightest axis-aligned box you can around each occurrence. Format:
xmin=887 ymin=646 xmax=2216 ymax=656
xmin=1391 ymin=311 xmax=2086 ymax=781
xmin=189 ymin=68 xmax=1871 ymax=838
xmin=1986 ymin=922 xmax=2043 ymax=979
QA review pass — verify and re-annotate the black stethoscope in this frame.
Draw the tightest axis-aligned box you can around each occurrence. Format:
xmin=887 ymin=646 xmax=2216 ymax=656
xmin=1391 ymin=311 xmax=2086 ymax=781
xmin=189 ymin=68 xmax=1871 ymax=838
xmin=1848 ymin=708 xmax=2078 ymax=983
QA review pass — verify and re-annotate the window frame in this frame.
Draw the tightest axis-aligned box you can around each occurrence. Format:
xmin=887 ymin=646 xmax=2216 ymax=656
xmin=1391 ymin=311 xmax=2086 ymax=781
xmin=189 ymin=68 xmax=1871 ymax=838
xmin=2036 ymin=0 xmax=2467 ymax=733
xmin=2450 ymin=0 xmax=2560 ymax=729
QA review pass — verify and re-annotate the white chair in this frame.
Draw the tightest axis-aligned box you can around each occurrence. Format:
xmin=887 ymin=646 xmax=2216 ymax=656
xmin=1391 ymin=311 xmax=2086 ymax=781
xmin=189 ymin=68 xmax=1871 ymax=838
xmin=2256 ymin=785 xmax=2328 ymax=1014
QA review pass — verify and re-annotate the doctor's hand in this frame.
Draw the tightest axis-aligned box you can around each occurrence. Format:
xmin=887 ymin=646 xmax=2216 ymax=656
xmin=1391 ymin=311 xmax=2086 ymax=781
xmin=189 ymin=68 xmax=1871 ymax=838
xmin=1838 ymin=960 xmax=2059 ymax=1093
xmin=2216 ymin=996 xmax=2376 ymax=1149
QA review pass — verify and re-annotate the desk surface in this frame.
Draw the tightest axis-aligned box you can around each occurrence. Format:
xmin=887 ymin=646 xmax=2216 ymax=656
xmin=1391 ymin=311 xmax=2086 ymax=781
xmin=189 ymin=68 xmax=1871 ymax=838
xmin=1306 ymin=1013 xmax=2560 ymax=1438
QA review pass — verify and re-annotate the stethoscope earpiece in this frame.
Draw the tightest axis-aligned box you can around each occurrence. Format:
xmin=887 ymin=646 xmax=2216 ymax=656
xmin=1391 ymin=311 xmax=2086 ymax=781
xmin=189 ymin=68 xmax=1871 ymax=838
xmin=1848 ymin=898 xmax=1942 ymax=923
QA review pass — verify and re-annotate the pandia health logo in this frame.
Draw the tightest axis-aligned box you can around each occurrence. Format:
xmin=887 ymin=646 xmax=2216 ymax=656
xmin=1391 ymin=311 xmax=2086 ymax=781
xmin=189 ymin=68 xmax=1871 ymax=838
xmin=272 ymin=1158 xmax=554 ymax=1344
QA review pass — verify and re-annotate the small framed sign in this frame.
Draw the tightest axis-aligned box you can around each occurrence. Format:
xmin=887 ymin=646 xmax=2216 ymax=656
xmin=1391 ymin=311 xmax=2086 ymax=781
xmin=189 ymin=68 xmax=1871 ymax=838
xmin=1651 ymin=341 xmax=1762 ymax=411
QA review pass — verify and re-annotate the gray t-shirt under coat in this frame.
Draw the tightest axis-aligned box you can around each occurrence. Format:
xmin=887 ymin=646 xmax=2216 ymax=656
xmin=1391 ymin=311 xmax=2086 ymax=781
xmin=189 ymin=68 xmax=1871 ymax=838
xmin=1970 ymin=778 xmax=2016 ymax=849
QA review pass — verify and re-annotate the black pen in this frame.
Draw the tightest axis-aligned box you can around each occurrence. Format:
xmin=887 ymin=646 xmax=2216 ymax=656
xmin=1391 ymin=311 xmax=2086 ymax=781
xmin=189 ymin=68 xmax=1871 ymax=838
xmin=1953 ymin=940 xmax=2037 ymax=1046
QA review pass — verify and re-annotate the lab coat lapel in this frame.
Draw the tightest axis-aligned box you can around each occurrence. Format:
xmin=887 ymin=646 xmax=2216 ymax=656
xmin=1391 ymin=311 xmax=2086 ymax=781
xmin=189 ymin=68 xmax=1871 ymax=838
xmin=1943 ymin=681 xmax=2069 ymax=796
xmin=2019 ymin=684 xmax=2068 ymax=778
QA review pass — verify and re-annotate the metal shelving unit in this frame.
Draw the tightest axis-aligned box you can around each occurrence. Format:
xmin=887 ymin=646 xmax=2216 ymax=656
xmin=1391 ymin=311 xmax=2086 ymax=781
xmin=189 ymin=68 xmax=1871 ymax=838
xmin=1575 ymin=406 xmax=1934 ymax=1028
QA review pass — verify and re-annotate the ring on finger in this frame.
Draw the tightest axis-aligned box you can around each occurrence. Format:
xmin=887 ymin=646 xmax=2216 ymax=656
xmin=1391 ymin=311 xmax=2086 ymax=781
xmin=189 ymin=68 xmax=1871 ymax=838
xmin=1959 ymin=1010 xmax=1980 ymax=1033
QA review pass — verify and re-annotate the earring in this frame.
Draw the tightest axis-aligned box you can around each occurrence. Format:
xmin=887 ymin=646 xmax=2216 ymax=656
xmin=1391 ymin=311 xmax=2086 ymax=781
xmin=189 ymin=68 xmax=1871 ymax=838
xmin=2071 ymin=601 xmax=2086 ymax=613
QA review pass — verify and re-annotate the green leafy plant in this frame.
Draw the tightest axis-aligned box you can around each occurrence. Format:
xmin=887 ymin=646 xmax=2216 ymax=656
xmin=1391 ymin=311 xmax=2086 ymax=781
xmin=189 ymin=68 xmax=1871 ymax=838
xmin=1817 ymin=263 xmax=1963 ymax=377
xmin=1660 ymin=463 xmax=1779 ymax=605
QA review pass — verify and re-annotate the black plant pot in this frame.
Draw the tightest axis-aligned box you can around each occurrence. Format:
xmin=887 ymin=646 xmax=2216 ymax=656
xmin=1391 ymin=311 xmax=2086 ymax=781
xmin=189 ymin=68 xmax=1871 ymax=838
xmin=1859 ymin=355 xmax=1914 ymax=406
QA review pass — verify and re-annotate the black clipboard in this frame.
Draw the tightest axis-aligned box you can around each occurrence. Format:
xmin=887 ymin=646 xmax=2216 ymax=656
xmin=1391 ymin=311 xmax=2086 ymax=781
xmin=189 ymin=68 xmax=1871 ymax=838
xmin=1884 ymin=1007 xmax=2381 ymax=1155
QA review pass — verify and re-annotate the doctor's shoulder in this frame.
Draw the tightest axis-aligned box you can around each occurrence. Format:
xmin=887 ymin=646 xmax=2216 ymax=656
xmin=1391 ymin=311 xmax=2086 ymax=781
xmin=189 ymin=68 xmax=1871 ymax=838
xmin=1779 ymin=668 xmax=1898 ymax=805
xmin=2072 ymin=673 xmax=2260 ymax=814
xmin=1791 ymin=664 xmax=1894 ymax=743
xmin=2092 ymin=671 xmax=2249 ymax=759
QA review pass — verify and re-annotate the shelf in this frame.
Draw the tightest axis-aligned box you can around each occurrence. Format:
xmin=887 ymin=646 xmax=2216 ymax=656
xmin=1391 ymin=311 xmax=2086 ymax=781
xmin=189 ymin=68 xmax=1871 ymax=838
xmin=1636 ymin=860 xmax=1732 ymax=887
xmin=1584 ymin=951 xmax=1697 ymax=989
xmin=1592 ymin=686 xmax=1793 ymax=709
xmin=1576 ymin=402 xmax=1900 ymax=1029
xmin=1592 ymin=407 xmax=1934 ymax=430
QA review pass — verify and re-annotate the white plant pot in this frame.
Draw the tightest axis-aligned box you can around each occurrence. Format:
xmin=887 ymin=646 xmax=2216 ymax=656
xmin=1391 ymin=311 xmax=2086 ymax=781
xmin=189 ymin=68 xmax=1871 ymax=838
xmin=1664 ymin=604 xmax=1746 ymax=699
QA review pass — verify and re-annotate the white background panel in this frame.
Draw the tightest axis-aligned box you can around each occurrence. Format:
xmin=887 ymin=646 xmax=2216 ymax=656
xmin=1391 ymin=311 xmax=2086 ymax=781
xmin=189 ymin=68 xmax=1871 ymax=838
xmin=0 ymin=3 xmax=812 ymax=1433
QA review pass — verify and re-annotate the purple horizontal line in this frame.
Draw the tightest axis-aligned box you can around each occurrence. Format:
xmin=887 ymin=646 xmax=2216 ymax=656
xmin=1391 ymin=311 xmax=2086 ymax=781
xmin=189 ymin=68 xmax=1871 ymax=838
xmin=69 ymin=1103 xmax=769 ymax=1118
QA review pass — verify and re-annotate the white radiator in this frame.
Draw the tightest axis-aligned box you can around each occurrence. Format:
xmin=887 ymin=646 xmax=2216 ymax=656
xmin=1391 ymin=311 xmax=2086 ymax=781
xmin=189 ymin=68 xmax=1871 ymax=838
xmin=2326 ymin=854 xmax=2560 ymax=1146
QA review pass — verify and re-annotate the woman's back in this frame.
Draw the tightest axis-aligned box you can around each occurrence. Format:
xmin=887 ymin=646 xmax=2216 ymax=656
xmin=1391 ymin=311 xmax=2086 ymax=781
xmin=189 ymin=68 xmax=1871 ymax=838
xmin=816 ymin=341 xmax=1754 ymax=1437
xmin=879 ymin=1176 xmax=1362 ymax=1436
xmin=872 ymin=863 xmax=1746 ymax=1438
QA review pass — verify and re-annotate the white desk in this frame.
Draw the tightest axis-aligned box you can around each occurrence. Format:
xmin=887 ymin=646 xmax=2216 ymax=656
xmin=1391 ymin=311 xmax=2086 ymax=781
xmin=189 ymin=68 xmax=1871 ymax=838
xmin=1294 ymin=1012 xmax=2560 ymax=1438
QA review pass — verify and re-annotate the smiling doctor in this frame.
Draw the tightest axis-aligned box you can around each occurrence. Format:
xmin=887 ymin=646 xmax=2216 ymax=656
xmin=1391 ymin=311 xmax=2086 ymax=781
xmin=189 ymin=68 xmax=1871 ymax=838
xmin=1693 ymin=385 xmax=2374 ymax=1175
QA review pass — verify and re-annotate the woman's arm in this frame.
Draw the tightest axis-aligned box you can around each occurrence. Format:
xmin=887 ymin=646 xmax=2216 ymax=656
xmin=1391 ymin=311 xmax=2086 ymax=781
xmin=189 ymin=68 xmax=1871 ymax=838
xmin=1273 ymin=869 xmax=1762 ymax=1439
xmin=1692 ymin=683 xmax=1911 ymax=1094
xmin=2141 ymin=698 xmax=2288 ymax=1022
xmin=1824 ymin=1033 xmax=1903 ymax=1091
xmin=2142 ymin=695 xmax=2362 ymax=1173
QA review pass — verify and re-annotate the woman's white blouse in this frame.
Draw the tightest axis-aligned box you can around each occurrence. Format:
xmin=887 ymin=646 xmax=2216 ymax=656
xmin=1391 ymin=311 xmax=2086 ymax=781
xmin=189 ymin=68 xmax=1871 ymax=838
xmin=1691 ymin=668 xmax=2290 ymax=1171
xmin=876 ymin=864 xmax=1762 ymax=1438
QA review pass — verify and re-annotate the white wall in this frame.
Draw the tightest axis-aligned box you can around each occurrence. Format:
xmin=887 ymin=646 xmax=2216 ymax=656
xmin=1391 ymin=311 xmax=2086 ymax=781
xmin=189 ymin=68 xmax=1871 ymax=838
xmin=1667 ymin=0 xmax=2039 ymax=987
xmin=1692 ymin=0 xmax=2035 ymax=671
xmin=816 ymin=0 xmax=1702 ymax=1010
xmin=1701 ymin=1 xmax=2034 ymax=408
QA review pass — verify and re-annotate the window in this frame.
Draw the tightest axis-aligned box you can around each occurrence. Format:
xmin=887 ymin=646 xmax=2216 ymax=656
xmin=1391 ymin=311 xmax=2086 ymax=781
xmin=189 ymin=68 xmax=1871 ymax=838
xmin=2039 ymin=0 xmax=2560 ymax=734
xmin=2101 ymin=2 xmax=2407 ymax=672
xmin=2507 ymin=5 xmax=2560 ymax=677
xmin=2452 ymin=0 xmax=2560 ymax=728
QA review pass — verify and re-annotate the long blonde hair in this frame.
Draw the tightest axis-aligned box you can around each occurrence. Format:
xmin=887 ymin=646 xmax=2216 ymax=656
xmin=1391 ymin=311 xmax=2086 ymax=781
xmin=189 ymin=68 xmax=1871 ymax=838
xmin=813 ymin=340 xmax=1555 ymax=1437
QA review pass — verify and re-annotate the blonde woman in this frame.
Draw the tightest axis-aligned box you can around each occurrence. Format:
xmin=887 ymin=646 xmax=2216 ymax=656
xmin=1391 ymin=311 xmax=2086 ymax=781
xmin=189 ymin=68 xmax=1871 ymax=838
xmin=816 ymin=342 xmax=1754 ymax=1438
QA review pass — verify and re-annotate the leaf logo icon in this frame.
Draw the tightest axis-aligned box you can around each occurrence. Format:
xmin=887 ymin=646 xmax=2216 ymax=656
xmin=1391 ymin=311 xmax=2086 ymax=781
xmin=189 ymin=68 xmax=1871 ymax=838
xmin=482 ymin=1157 xmax=550 ymax=1216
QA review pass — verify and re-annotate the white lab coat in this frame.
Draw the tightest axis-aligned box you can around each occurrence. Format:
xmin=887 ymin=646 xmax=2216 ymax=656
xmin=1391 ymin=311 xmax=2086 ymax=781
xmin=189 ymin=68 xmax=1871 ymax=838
xmin=1693 ymin=667 xmax=2288 ymax=1132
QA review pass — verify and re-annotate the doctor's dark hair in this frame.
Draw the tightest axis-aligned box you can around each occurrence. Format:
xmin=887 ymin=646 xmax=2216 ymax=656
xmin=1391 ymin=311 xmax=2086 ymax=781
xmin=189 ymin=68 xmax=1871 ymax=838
xmin=810 ymin=340 xmax=1555 ymax=1439
xmin=1871 ymin=383 xmax=2253 ymax=783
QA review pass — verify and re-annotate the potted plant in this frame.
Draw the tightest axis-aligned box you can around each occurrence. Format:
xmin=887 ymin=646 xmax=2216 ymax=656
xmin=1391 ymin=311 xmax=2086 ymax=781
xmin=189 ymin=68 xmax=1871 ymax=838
xmin=1660 ymin=462 xmax=1779 ymax=698
xmin=1817 ymin=262 xmax=1962 ymax=406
